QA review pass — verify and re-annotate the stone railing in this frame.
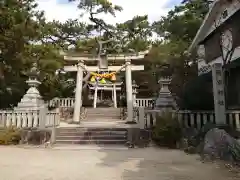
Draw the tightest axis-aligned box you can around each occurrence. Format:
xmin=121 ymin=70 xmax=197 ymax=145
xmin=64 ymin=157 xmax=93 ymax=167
xmin=137 ymin=108 xmax=240 ymax=131
xmin=48 ymin=97 xmax=154 ymax=108
xmin=48 ymin=98 xmax=75 ymax=108
xmin=0 ymin=107 xmax=60 ymax=128
xmin=135 ymin=98 xmax=154 ymax=108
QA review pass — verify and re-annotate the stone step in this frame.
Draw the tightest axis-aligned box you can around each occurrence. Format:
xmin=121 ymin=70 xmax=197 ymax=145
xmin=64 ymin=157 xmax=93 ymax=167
xmin=86 ymin=113 xmax=120 ymax=115
xmin=79 ymin=120 xmax=125 ymax=124
xmin=55 ymin=127 xmax=128 ymax=145
xmin=85 ymin=118 xmax=121 ymax=121
xmin=56 ymin=129 xmax=127 ymax=135
xmin=86 ymin=109 xmax=120 ymax=114
xmin=85 ymin=108 xmax=121 ymax=120
xmin=56 ymin=130 xmax=127 ymax=136
xmin=56 ymin=127 xmax=127 ymax=131
xmin=86 ymin=114 xmax=120 ymax=117
xmin=52 ymin=144 xmax=128 ymax=150
xmin=86 ymin=112 xmax=120 ymax=114
xmin=86 ymin=110 xmax=120 ymax=112
xmin=83 ymin=118 xmax=121 ymax=121
xmin=56 ymin=135 xmax=126 ymax=141
xmin=86 ymin=108 xmax=120 ymax=111
xmin=55 ymin=139 xmax=127 ymax=145
xmin=86 ymin=115 xmax=120 ymax=118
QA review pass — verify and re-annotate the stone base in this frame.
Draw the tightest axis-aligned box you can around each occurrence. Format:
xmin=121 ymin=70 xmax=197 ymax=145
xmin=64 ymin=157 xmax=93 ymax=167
xmin=14 ymin=84 xmax=45 ymax=111
xmin=20 ymin=128 xmax=52 ymax=145
xmin=126 ymin=128 xmax=152 ymax=148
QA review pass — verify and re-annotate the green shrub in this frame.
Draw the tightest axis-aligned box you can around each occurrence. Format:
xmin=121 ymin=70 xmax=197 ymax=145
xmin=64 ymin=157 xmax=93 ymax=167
xmin=152 ymin=111 xmax=182 ymax=148
xmin=0 ymin=127 xmax=21 ymax=145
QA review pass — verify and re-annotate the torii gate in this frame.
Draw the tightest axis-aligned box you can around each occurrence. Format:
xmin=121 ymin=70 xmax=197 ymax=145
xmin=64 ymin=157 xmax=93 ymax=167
xmin=63 ymin=51 xmax=148 ymax=123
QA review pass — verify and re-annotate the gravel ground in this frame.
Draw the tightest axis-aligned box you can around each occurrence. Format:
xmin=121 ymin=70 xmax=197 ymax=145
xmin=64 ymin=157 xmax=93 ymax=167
xmin=0 ymin=146 xmax=239 ymax=180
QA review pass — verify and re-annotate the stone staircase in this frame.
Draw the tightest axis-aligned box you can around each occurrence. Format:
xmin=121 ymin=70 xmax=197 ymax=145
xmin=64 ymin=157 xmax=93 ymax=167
xmin=55 ymin=108 xmax=128 ymax=145
xmin=55 ymin=127 xmax=128 ymax=145
xmin=84 ymin=108 xmax=121 ymax=122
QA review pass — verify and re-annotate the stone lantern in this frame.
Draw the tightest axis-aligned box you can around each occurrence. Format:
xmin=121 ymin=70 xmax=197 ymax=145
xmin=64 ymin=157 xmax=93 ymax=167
xmin=155 ymin=77 xmax=176 ymax=111
xmin=14 ymin=63 xmax=44 ymax=111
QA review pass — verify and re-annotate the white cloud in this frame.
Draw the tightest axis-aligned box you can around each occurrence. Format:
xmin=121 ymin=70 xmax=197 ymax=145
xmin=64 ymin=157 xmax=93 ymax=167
xmin=36 ymin=0 xmax=80 ymax=22
xmin=36 ymin=0 xmax=172 ymax=23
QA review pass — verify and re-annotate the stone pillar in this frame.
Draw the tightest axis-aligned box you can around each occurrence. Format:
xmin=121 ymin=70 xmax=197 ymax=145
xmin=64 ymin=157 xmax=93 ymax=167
xmin=211 ymin=63 xmax=226 ymax=124
xmin=132 ymin=80 xmax=138 ymax=107
xmin=73 ymin=61 xmax=84 ymax=122
xmin=93 ymin=84 xmax=98 ymax=108
xmin=138 ymin=107 xmax=145 ymax=129
xmin=125 ymin=59 xmax=133 ymax=121
xmin=113 ymin=84 xmax=117 ymax=108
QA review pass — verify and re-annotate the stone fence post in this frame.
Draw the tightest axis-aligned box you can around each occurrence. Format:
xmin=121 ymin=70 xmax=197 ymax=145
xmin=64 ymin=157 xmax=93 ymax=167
xmin=39 ymin=105 xmax=47 ymax=129
xmin=50 ymin=108 xmax=60 ymax=144
xmin=138 ymin=107 xmax=145 ymax=129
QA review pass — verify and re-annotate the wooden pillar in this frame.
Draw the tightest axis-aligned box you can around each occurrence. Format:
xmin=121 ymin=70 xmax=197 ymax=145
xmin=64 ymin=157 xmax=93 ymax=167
xmin=125 ymin=59 xmax=133 ymax=121
xmin=73 ymin=61 xmax=83 ymax=122
xmin=212 ymin=63 xmax=226 ymax=124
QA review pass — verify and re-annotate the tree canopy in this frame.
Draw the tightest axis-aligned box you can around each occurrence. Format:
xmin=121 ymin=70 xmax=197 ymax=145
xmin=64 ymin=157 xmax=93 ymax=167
xmin=0 ymin=0 xmax=210 ymax=109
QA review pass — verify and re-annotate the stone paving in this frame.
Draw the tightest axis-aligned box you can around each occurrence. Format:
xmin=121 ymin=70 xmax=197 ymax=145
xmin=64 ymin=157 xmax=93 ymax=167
xmin=0 ymin=146 xmax=239 ymax=180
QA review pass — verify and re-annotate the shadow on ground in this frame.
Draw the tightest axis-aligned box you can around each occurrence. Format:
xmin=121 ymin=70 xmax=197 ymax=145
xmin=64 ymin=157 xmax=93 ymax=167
xmin=95 ymin=147 xmax=240 ymax=180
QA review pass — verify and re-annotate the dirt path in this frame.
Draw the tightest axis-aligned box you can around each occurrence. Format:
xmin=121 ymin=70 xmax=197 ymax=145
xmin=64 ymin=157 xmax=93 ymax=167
xmin=0 ymin=146 xmax=238 ymax=180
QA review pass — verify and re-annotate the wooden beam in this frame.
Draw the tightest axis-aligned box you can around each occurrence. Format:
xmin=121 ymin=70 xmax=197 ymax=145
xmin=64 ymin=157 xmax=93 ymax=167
xmin=64 ymin=65 xmax=144 ymax=72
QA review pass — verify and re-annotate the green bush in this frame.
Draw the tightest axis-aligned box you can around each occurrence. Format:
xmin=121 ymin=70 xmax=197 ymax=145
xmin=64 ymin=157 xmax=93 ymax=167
xmin=152 ymin=111 xmax=182 ymax=148
xmin=0 ymin=127 xmax=21 ymax=145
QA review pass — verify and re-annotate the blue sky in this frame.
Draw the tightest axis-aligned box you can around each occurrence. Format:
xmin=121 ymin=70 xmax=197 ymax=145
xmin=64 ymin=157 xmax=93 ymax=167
xmin=55 ymin=0 xmax=182 ymax=6
xmin=37 ymin=0 xmax=182 ymax=23
xmin=56 ymin=0 xmax=71 ymax=4
xmin=164 ymin=0 xmax=183 ymax=8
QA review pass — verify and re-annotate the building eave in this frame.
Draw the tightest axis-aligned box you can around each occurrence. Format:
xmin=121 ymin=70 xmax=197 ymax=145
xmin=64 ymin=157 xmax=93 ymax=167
xmin=188 ymin=0 xmax=222 ymax=52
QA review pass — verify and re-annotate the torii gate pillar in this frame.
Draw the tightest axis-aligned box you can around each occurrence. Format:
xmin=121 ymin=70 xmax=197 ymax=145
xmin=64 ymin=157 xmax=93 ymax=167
xmin=125 ymin=59 xmax=133 ymax=121
xmin=73 ymin=61 xmax=84 ymax=122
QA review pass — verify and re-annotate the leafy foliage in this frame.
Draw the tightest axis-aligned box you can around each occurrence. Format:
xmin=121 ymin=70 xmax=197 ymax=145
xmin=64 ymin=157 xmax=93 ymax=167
xmin=149 ymin=0 xmax=209 ymax=107
xmin=0 ymin=0 xmax=47 ymax=107
xmin=114 ymin=15 xmax=152 ymax=53
xmin=0 ymin=0 xmax=211 ymax=109
xmin=0 ymin=127 xmax=21 ymax=145
xmin=153 ymin=0 xmax=208 ymax=43
xmin=152 ymin=112 xmax=182 ymax=148
xmin=76 ymin=0 xmax=122 ymax=32
xmin=0 ymin=0 xmax=77 ymax=107
xmin=45 ymin=20 xmax=92 ymax=49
